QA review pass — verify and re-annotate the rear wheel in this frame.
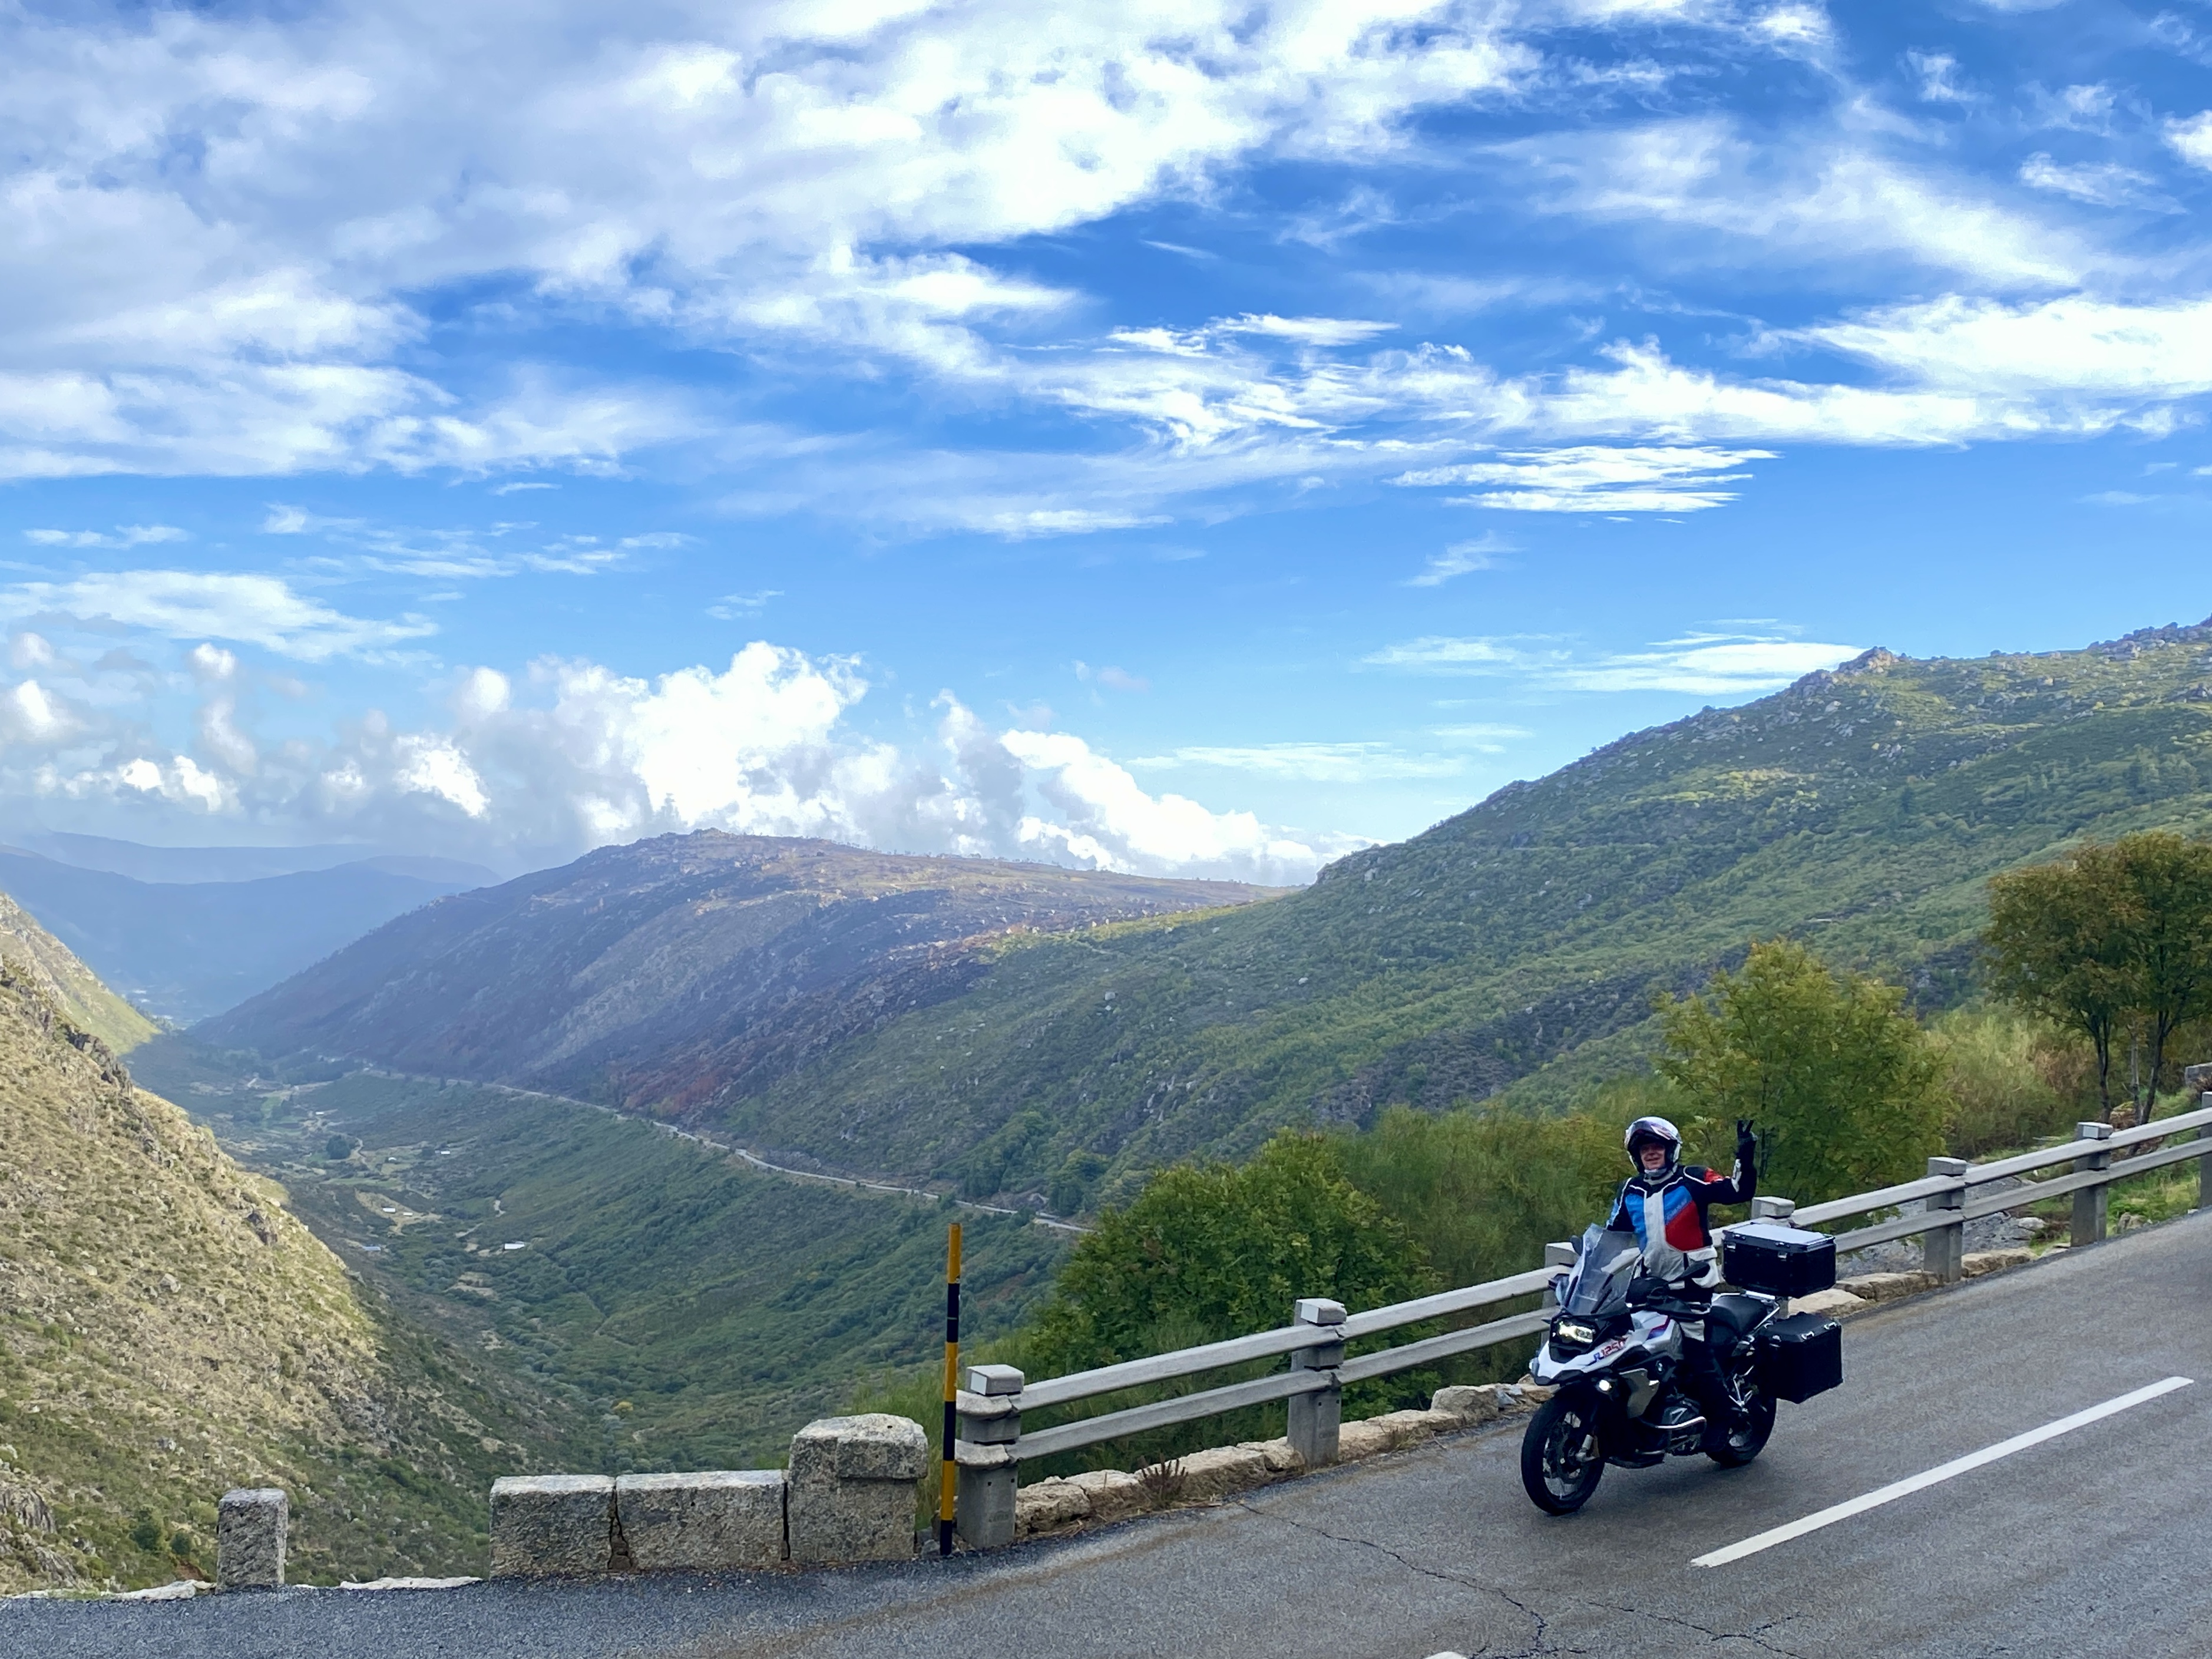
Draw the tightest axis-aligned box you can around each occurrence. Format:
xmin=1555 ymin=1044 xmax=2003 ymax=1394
xmin=1520 ymin=1393 xmax=1605 ymax=1514
xmin=1705 ymin=1356 xmax=1777 ymax=1467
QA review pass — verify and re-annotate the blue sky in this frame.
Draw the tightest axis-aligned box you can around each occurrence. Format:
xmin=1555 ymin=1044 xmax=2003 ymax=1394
xmin=2 ymin=1 xmax=2210 ymax=881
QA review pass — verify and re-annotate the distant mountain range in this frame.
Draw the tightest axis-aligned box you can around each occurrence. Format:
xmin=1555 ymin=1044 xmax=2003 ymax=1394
xmin=200 ymin=620 xmax=2212 ymax=1211
xmin=0 ymin=847 xmax=494 ymax=1023
xmin=199 ymin=833 xmax=1278 ymax=1108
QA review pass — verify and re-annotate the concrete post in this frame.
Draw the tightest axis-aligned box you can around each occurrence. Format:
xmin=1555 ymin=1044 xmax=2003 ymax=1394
xmin=2198 ymin=1093 xmax=2212 ymax=1213
xmin=1285 ymin=1297 xmax=1345 ymax=1470
xmin=1750 ymin=1196 xmax=1796 ymax=1224
xmin=2072 ymin=1121 xmax=2113 ymax=1248
xmin=787 ymin=1415 xmax=930 ymax=1566
xmin=1541 ymin=1241 xmax=1576 ymax=1308
xmin=954 ymin=1364 xmax=1023 ymax=1551
xmin=216 ymin=1488 xmax=286 ymax=1589
xmin=1925 ymin=1157 xmax=1968 ymax=1284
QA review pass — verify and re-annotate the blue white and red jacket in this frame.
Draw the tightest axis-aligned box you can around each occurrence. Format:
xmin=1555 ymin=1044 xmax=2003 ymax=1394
xmin=1605 ymin=1156 xmax=1755 ymax=1288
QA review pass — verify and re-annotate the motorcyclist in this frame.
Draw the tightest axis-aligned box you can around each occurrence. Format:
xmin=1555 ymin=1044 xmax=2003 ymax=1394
xmin=1605 ymin=1114 xmax=1759 ymax=1447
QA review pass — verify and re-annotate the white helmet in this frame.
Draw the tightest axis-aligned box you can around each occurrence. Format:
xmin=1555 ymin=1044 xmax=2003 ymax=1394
xmin=1624 ymin=1116 xmax=1681 ymax=1171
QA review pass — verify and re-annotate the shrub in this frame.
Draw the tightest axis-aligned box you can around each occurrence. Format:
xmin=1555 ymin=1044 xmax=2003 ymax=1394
xmin=1929 ymin=1005 xmax=2075 ymax=1158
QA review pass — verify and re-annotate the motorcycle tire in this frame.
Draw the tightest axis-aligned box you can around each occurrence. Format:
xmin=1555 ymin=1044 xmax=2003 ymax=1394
xmin=1704 ymin=1372 xmax=1777 ymax=1468
xmin=1520 ymin=1393 xmax=1605 ymax=1515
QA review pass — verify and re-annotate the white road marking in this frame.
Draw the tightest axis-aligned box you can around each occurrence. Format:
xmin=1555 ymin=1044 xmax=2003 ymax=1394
xmin=1693 ymin=1375 xmax=2194 ymax=1568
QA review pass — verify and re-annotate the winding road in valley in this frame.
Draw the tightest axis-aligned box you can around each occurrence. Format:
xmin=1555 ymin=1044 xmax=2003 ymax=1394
xmin=17 ymin=1204 xmax=2212 ymax=1657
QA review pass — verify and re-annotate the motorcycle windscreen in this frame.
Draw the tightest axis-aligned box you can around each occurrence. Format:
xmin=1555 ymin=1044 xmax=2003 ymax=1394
xmin=1561 ymin=1226 xmax=1642 ymax=1318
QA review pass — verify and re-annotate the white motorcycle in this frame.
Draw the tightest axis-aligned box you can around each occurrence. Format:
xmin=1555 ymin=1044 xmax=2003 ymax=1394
xmin=1519 ymin=1222 xmax=1840 ymax=1515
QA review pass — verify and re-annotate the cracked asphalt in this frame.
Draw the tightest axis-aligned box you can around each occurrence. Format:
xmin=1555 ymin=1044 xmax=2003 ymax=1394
xmin=14 ymin=1208 xmax=2212 ymax=1658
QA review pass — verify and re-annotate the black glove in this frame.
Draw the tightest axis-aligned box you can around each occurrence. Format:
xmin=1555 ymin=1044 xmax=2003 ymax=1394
xmin=1735 ymin=1118 xmax=1758 ymax=1173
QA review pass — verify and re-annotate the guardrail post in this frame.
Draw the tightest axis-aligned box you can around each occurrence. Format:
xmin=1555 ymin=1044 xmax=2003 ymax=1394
xmin=1925 ymin=1157 xmax=1967 ymax=1283
xmin=1750 ymin=1196 xmax=1796 ymax=1224
xmin=1286 ymin=1297 xmax=1345 ymax=1469
xmin=2072 ymin=1122 xmax=2113 ymax=1247
xmin=954 ymin=1364 xmax=1023 ymax=1551
xmin=2198 ymin=1093 xmax=2212 ymax=1213
xmin=1540 ymin=1241 xmax=1576 ymax=1308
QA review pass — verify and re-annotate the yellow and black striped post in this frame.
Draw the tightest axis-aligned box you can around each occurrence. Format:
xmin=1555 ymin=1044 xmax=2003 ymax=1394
xmin=938 ymin=1221 xmax=962 ymax=1556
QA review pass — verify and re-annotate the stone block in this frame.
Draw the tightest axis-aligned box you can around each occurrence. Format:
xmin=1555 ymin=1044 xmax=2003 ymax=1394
xmin=1430 ymin=1385 xmax=1502 ymax=1425
xmin=216 ymin=1488 xmax=286 ymax=1589
xmin=1791 ymin=1287 xmax=1870 ymax=1320
xmin=1365 ymin=1408 xmax=1459 ymax=1449
xmin=1066 ymin=1468 xmax=1145 ymax=1524
xmin=1013 ymin=1478 xmax=1091 ymax=1537
xmin=1837 ymin=1271 xmax=1939 ymax=1303
xmin=786 ymin=1415 xmax=927 ymax=1566
xmin=1175 ymin=1445 xmax=1271 ymax=1502
xmin=1238 ymin=1437 xmax=1305 ymax=1475
xmin=615 ymin=1471 xmax=785 ymax=1571
xmin=1334 ymin=1420 xmax=1393 ymax=1461
xmin=490 ymin=1475 xmax=614 ymax=1578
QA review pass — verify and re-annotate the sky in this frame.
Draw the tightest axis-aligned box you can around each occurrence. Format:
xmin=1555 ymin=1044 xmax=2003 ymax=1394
xmin=2 ymin=1 xmax=2210 ymax=884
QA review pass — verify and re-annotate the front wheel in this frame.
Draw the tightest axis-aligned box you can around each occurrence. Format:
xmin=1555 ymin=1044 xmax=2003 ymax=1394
xmin=1520 ymin=1393 xmax=1605 ymax=1514
xmin=1705 ymin=1363 xmax=1777 ymax=1468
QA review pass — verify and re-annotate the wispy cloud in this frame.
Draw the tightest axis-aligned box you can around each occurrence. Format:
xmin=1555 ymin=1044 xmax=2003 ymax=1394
xmin=1364 ymin=632 xmax=1861 ymax=695
xmin=1407 ymin=534 xmax=1511 ymax=585
xmin=0 ymin=571 xmax=434 ymax=662
xmin=1132 ymin=742 xmax=1466 ymax=782
xmin=25 ymin=526 xmax=190 ymax=550
xmin=1392 ymin=447 xmax=1773 ymax=513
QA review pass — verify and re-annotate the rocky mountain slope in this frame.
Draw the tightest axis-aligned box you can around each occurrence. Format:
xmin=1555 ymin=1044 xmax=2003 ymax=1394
xmin=0 ymin=889 xmax=155 ymax=1055
xmin=0 ymin=848 xmax=491 ymax=1023
xmin=202 ymin=622 xmax=2212 ymax=1214
xmin=199 ymin=834 xmax=1277 ymax=1113
xmin=0 ymin=936 xmax=585 ymax=1592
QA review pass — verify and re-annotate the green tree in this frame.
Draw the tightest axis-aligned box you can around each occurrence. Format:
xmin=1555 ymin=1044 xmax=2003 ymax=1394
xmin=2103 ymin=833 xmax=2212 ymax=1121
xmin=1985 ymin=834 xmax=2212 ymax=1119
xmin=1654 ymin=940 xmax=1947 ymax=1204
xmin=1026 ymin=1131 xmax=1436 ymax=1376
xmin=1985 ymin=846 xmax=2133 ymax=1113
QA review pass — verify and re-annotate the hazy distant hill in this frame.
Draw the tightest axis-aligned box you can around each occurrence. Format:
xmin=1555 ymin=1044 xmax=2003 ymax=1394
xmin=204 ymin=622 xmax=2212 ymax=1212
xmin=19 ymin=832 xmax=491 ymax=887
xmin=199 ymin=834 xmax=1279 ymax=1109
xmin=0 ymin=849 xmax=492 ymax=1023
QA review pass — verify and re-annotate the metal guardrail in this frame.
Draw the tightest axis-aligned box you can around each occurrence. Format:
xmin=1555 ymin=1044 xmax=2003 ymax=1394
xmin=948 ymin=1096 xmax=2212 ymax=1546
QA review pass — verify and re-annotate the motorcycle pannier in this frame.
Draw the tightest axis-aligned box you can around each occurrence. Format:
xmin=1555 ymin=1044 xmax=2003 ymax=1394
xmin=1755 ymin=1312 xmax=1843 ymax=1403
xmin=1721 ymin=1221 xmax=1836 ymax=1297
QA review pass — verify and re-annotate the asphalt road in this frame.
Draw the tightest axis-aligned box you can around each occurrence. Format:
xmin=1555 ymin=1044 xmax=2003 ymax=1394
xmin=15 ymin=1209 xmax=2212 ymax=1658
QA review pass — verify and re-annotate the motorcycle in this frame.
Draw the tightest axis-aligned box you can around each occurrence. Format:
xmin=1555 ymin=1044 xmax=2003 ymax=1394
xmin=1519 ymin=1222 xmax=1822 ymax=1515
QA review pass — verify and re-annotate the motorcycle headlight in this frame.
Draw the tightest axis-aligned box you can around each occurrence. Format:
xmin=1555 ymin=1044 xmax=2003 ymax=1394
xmin=1553 ymin=1318 xmax=1596 ymax=1347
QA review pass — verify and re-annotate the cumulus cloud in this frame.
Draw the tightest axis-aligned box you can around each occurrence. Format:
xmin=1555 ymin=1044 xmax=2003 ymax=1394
xmin=0 ymin=639 xmax=1334 ymax=883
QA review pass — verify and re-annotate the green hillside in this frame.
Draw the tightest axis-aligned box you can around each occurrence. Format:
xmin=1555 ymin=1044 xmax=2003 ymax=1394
xmin=0 ymin=956 xmax=587 ymax=1594
xmin=141 ymin=1055 xmax=1068 ymax=1475
xmin=707 ymin=626 xmax=2212 ymax=1206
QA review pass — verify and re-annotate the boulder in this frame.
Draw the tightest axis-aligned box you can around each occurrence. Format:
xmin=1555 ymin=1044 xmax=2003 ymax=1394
xmin=490 ymin=1475 xmax=614 ymax=1578
xmin=786 ymin=1415 xmax=927 ymax=1566
xmin=614 ymin=1471 xmax=785 ymax=1571
xmin=216 ymin=1488 xmax=287 ymax=1589
xmin=1962 ymin=1248 xmax=2032 ymax=1278
xmin=1364 ymin=1409 xmax=1460 ymax=1449
xmin=1013 ymin=1478 xmax=1091 ymax=1537
xmin=1174 ymin=1445 xmax=1272 ymax=1502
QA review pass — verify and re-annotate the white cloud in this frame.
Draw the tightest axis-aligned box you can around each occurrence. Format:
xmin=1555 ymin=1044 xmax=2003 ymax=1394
xmin=1364 ymin=631 xmax=1861 ymax=693
xmin=1393 ymin=445 xmax=1774 ymax=511
xmin=1906 ymin=51 xmax=1969 ymax=105
xmin=2167 ymin=113 xmax=2212 ymax=170
xmin=2017 ymin=154 xmax=2169 ymax=210
xmin=24 ymin=524 xmax=188 ymax=549
xmin=0 ymin=570 xmax=435 ymax=661
xmin=1407 ymin=534 xmax=1510 ymax=585
xmin=1131 ymin=742 xmax=1466 ymax=781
